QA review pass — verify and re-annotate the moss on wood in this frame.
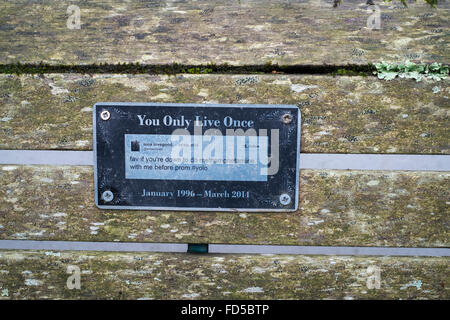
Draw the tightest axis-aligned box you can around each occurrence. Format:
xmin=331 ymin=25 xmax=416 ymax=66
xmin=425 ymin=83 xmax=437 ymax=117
xmin=0 ymin=74 xmax=448 ymax=154
xmin=0 ymin=0 xmax=448 ymax=65
xmin=0 ymin=250 xmax=447 ymax=299
xmin=0 ymin=165 xmax=448 ymax=246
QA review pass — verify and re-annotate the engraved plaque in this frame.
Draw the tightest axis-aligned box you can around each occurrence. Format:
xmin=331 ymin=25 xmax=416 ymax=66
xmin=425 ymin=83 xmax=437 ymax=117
xmin=94 ymin=103 xmax=300 ymax=211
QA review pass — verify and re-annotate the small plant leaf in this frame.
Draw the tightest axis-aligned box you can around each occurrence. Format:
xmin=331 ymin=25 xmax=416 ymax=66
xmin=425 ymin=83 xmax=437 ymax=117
xmin=374 ymin=61 xmax=448 ymax=82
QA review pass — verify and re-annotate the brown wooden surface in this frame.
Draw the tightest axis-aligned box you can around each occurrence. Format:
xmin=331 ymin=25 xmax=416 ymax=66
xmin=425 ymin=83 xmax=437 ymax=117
xmin=0 ymin=165 xmax=448 ymax=246
xmin=1 ymin=74 xmax=448 ymax=154
xmin=0 ymin=0 xmax=448 ymax=65
xmin=0 ymin=250 xmax=448 ymax=299
xmin=1 ymin=0 xmax=449 ymax=302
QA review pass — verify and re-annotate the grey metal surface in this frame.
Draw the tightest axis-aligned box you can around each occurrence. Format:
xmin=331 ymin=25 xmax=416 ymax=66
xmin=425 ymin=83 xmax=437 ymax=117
xmin=0 ymin=241 xmax=448 ymax=257
xmin=300 ymin=153 xmax=450 ymax=171
xmin=1 ymin=150 xmax=449 ymax=171
xmin=0 ymin=240 xmax=187 ymax=253
xmin=209 ymin=244 xmax=450 ymax=257
xmin=0 ymin=150 xmax=94 ymax=166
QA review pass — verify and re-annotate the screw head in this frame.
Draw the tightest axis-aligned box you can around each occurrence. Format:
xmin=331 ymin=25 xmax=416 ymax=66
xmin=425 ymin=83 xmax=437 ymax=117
xmin=279 ymin=193 xmax=291 ymax=205
xmin=100 ymin=110 xmax=110 ymax=121
xmin=102 ymin=190 xmax=114 ymax=202
xmin=282 ymin=113 xmax=293 ymax=124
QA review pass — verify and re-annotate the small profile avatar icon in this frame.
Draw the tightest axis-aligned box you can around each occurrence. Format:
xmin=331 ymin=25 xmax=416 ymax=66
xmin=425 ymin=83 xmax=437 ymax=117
xmin=131 ymin=140 xmax=140 ymax=152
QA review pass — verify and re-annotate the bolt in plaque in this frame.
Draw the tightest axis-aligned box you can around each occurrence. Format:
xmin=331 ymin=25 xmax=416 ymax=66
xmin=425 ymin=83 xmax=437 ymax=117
xmin=94 ymin=103 xmax=300 ymax=212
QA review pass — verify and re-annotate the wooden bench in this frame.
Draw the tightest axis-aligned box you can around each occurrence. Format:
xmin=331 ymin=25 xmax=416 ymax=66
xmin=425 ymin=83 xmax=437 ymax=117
xmin=0 ymin=0 xmax=448 ymax=299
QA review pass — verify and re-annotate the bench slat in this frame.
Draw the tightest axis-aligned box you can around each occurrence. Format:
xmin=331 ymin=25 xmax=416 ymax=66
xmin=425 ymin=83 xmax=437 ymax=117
xmin=0 ymin=0 xmax=448 ymax=65
xmin=0 ymin=165 xmax=448 ymax=247
xmin=1 ymin=74 xmax=448 ymax=154
xmin=0 ymin=250 xmax=447 ymax=299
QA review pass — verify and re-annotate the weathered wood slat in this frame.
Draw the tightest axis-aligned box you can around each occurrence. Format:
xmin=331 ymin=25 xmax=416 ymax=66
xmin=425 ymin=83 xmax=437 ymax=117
xmin=0 ymin=250 xmax=447 ymax=299
xmin=1 ymin=74 xmax=448 ymax=154
xmin=0 ymin=0 xmax=448 ymax=65
xmin=0 ymin=165 xmax=448 ymax=246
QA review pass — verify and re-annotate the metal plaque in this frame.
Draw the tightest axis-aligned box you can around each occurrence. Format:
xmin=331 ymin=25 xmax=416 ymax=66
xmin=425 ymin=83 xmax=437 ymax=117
xmin=94 ymin=103 xmax=300 ymax=211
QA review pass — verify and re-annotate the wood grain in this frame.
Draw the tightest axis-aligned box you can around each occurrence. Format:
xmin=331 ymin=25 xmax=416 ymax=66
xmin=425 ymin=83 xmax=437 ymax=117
xmin=0 ymin=250 xmax=447 ymax=299
xmin=1 ymin=74 xmax=448 ymax=154
xmin=0 ymin=165 xmax=448 ymax=246
xmin=0 ymin=0 xmax=448 ymax=65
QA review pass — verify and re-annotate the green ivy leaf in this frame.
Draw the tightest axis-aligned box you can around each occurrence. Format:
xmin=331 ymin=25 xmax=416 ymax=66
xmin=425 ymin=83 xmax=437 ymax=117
xmin=429 ymin=62 xmax=441 ymax=71
xmin=374 ymin=61 xmax=448 ymax=82
xmin=378 ymin=72 xmax=398 ymax=80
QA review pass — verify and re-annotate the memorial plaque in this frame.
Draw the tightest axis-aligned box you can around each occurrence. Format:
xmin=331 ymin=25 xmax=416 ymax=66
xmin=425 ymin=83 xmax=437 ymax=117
xmin=94 ymin=103 xmax=300 ymax=211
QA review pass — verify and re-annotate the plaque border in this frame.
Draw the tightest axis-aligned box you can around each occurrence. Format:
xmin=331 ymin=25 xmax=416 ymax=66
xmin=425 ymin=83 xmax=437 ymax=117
xmin=93 ymin=102 xmax=301 ymax=212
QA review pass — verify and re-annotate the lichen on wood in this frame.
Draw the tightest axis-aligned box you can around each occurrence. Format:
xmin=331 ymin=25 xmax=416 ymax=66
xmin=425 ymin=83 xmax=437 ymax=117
xmin=0 ymin=165 xmax=448 ymax=246
xmin=0 ymin=74 xmax=448 ymax=154
xmin=0 ymin=250 xmax=448 ymax=299
xmin=0 ymin=0 xmax=448 ymax=65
